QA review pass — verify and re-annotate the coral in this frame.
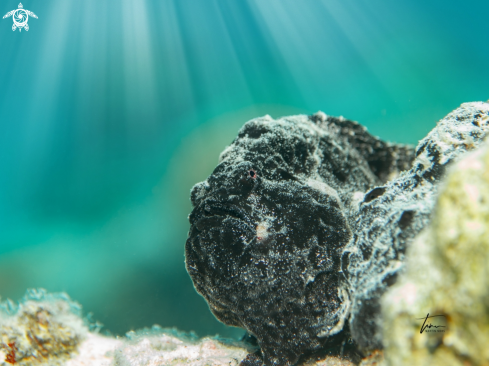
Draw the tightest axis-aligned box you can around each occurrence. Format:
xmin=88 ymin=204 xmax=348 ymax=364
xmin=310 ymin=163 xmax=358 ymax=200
xmin=381 ymin=140 xmax=489 ymax=365
xmin=185 ymin=112 xmax=415 ymax=365
xmin=185 ymin=102 xmax=489 ymax=365
xmin=0 ymin=289 xmax=88 ymax=366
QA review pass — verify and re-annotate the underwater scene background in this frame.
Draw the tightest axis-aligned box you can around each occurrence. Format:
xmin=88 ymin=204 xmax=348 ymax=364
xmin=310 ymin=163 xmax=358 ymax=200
xmin=0 ymin=0 xmax=488 ymax=339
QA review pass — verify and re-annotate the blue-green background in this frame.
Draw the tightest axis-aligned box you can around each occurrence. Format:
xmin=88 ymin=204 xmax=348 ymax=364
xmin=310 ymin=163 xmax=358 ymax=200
xmin=0 ymin=0 xmax=487 ymax=338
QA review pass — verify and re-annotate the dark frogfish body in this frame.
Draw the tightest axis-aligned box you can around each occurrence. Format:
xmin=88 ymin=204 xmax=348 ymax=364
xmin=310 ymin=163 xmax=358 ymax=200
xmin=185 ymin=104 xmax=489 ymax=365
xmin=185 ymin=112 xmax=413 ymax=365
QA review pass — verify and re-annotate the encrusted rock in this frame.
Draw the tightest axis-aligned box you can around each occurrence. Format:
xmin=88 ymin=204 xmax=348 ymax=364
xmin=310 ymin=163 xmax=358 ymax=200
xmin=381 ymin=140 xmax=489 ymax=366
xmin=344 ymin=102 xmax=489 ymax=350
xmin=0 ymin=289 xmax=88 ymax=366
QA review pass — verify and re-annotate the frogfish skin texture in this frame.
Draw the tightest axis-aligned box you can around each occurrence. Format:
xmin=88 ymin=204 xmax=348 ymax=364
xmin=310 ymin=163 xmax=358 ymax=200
xmin=185 ymin=103 xmax=489 ymax=366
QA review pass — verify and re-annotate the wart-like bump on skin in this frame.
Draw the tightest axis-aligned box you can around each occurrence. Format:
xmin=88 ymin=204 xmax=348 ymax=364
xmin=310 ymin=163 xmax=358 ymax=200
xmin=256 ymin=221 xmax=269 ymax=241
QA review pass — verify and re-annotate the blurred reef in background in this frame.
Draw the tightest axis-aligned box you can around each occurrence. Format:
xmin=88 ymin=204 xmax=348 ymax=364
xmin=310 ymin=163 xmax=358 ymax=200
xmin=0 ymin=0 xmax=488 ymax=338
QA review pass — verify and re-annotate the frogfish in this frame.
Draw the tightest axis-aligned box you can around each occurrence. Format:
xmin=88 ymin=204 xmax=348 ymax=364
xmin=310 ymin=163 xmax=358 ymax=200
xmin=185 ymin=103 xmax=489 ymax=365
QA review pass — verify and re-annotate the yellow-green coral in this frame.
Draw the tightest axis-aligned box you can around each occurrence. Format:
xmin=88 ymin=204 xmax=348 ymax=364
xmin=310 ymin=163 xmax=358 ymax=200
xmin=382 ymin=142 xmax=489 ymax=366
xmin=0 ymin=289 xmax=88 ymax=366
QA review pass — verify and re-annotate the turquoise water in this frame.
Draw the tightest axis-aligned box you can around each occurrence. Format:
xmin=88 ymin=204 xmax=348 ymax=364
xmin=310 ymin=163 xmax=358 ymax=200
xmin=0 ymin=0 xmax=487 ymax=338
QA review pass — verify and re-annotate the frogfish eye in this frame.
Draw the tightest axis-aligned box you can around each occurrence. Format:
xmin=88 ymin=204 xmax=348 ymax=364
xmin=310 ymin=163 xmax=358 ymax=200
xmin=248 ymin=169 xmax=257 ymax=179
